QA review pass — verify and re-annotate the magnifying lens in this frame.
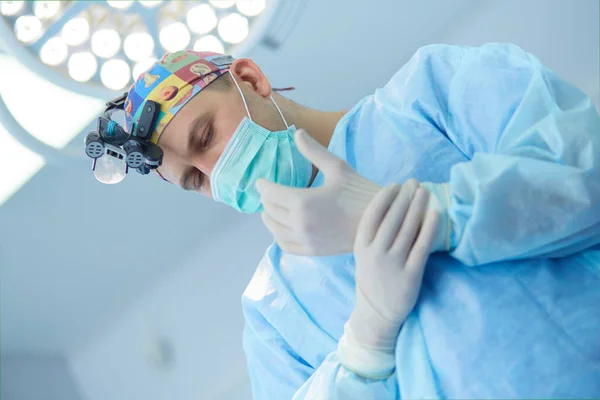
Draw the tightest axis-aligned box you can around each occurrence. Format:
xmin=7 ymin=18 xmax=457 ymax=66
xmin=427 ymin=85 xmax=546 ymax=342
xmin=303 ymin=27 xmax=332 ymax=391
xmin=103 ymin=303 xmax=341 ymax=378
xmin=92 ymin=145 xmax=128 ymax=184
xmin=84 ymin=94 xmax=163 ymax=184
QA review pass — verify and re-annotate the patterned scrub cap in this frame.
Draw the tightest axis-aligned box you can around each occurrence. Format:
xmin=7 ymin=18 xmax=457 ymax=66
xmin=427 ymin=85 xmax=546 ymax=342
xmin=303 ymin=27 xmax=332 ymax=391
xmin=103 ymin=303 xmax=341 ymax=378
xmin=124 ymin=50 xmax=234 ymax=144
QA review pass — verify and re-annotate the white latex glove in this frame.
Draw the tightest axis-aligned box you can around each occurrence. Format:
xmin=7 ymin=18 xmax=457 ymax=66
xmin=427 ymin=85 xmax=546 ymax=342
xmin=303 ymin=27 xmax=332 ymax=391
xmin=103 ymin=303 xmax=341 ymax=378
xmin=256 ymin=130 xmax=452 ymax=256
xmin=337 ymin=181 xmax=440 ymax=379
xmin=256 ymin=129 xmax=384 ymax=256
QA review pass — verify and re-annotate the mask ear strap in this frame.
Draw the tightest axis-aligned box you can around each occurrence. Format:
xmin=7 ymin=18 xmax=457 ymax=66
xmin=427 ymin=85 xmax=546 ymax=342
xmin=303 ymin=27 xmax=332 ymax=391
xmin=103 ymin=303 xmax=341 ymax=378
xmin=228 ymin=71 xmax=253 ymax=122
xmin=270 ymin=94 xmax=289 ymax=129
xmin=229 ymin=71 xmax=291 ymax=129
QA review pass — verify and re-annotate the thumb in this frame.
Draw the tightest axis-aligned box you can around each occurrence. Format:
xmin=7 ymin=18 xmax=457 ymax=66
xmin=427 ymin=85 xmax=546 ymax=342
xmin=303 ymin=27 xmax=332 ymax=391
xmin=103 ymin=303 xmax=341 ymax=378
xmin=256 ymin=178 xmax=310 ymax=207
xmin=295 ymin=129 xmax=345 ymax=173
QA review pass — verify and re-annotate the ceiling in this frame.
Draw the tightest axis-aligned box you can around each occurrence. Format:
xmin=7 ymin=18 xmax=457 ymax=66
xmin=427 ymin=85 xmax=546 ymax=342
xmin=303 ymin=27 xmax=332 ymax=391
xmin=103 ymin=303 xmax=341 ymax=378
xmin=1 ymin=0 xmax=598 ymax=361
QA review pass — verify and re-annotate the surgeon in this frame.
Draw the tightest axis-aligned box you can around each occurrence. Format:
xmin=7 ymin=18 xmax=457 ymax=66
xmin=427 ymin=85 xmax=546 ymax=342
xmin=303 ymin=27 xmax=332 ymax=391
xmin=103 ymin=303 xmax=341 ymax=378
xmin=120 ymin=43 xmax=600 ymax=398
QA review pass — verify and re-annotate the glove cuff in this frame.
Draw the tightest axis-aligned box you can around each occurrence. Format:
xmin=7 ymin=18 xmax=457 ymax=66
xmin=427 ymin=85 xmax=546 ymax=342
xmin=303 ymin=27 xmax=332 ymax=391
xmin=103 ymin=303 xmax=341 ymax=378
xmin=420 ymin=182 xmax=453 ymax=252
xmin=337 ymin=286 xmax=402 ymax=379
xmin=337 ymin=325 xmax=396 ymax=380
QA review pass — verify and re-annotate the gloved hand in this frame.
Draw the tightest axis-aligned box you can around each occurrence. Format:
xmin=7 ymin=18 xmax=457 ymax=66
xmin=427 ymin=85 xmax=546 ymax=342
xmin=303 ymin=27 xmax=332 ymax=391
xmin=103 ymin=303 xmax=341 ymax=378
xmin=256 ymin=129 xmax=384 ymax=256
xmin=256 ymin=129 xmax=451 ymax=256
xmin=337 ymin=181 xmax=440 ymax=379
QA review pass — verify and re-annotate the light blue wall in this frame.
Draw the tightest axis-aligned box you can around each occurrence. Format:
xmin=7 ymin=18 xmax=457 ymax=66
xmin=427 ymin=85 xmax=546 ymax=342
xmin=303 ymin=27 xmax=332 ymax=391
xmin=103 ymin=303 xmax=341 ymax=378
xmin=1 ymin=355 xmax=83 ymax=400
xmin=69 ymin=216 xmax=271 ymax=400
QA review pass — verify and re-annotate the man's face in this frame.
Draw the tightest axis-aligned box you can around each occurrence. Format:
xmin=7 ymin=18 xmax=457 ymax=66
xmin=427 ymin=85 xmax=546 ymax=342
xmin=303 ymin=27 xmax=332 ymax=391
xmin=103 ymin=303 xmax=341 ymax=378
xmin=155 ymin=59 xmax=283 ymax=197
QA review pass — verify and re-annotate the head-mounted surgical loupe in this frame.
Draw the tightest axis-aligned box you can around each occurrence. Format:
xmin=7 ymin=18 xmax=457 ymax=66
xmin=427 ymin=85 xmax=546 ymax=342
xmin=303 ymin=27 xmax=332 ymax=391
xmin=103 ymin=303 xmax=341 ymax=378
xmin=84 ymin=93 xmax=163 ymax=184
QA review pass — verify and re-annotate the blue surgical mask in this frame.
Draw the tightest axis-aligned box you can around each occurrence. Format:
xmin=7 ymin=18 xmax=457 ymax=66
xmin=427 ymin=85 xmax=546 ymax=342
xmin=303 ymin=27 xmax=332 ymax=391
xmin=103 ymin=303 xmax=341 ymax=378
xmin=210 ymin=73 xmax=313 ymax=213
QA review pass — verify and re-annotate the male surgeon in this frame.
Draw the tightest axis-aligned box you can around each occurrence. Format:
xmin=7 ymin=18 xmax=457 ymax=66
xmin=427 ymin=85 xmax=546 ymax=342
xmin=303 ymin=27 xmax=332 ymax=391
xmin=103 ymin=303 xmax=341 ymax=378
xmin=119 ymin=43 xmax=600 ymax=398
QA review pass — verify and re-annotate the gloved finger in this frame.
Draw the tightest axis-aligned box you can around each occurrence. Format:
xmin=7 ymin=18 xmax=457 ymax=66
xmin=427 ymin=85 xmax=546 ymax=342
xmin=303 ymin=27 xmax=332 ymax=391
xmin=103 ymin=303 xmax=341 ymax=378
xmin=261 ymin=199 xmax=292 ymax=226
xmin=391 ymin=187 xmax=430 ymax=258
xmin=256 ymin=178 xmax=310 ymax=209
xmin=260 ymin=212 xmax=297 ymax=243
xmin=372 ymin=179 xmax=419 ymax=250
xmin=295 ymin=129 xmax=348 ymax=175
xmin=355 ymin=184 xmax=402 ymax=246
xmin=404 ymin=210 xmax=440 ymax=277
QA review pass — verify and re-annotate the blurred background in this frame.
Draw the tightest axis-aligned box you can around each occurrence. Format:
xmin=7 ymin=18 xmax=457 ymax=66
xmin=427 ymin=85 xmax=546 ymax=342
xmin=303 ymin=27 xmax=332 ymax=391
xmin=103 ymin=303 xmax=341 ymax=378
xmin=0 ymin=0 xmax=598 ymax=399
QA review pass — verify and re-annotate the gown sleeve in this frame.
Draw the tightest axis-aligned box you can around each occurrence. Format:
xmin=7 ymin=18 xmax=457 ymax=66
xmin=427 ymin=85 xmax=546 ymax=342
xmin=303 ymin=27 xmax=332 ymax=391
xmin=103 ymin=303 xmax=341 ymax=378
xmin=377 ymin=43 xmax=600 ymax=266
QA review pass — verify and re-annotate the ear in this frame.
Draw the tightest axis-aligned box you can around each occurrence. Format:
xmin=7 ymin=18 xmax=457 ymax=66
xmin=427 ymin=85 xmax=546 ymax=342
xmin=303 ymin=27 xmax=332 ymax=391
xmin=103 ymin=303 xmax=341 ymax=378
xmin=230 ymin=58 xmax=272 ymax=99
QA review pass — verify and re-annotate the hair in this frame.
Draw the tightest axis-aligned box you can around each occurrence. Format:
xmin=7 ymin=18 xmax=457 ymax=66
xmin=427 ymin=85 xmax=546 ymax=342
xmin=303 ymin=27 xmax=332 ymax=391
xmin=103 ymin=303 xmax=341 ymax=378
xmin=207 ymin=72 xmax=233 ymax=91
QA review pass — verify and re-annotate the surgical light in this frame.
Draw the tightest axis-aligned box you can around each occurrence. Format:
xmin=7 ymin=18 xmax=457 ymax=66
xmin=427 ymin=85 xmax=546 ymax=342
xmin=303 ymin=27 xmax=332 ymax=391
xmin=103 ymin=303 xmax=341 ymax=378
xmin=101 ymin=59 xmax=131 ymax=91
xmin=218 ymin=13 xmax=249 ymax=44
xmin=33 ymin=1 xmax=61 ymax=20
xmin=193 ymin=35 xmax=225 ymax=54
xmin=0 ymin=0 xmax=286 ymax=95
xmin=68 ymin=52 xmax=97 ymax=83
xmin=14 ymin=15 xmax=42 ymax=44
xmin=106 ymin=1 xmax=134 ymax=10
xmin=124 ymin=32 xmax=155 ymax=62
xmin=139 ymin=0 xmax=163 ymax=8
xmin=61 ymin=17 xmax=90 ymax=46
xmin=159 ymin=22 xmax=191 ymax=53
xmin=40 ymin=37 xmax=68 ymax=66
xmin=91 ymin=29 xmax=121 ymax=59
xmin=186 ymin=4 xmax=218 ymax=35
xmin=237 ymin=0 xmax=267 ymax=17
xmin=209 ymin=0 xmax=235 ymax=9
xmin=0 ymin=1 xmax=25 ymax=17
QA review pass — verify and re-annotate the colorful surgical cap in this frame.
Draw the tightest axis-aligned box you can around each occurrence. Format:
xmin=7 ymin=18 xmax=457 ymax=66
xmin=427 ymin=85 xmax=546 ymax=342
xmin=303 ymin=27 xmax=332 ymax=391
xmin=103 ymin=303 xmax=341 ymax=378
xmin=124 ymin=50 xmax=234 ymax=144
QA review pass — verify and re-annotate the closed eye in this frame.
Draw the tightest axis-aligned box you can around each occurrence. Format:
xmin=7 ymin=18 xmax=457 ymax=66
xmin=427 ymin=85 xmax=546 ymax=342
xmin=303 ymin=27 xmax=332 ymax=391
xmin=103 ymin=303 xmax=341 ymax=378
xmin=181 ymin=167 xmax=204 ymax=191
xmin=199 ymin=121 xmax=214 ymax=151
xmin=192 ymin=169 xmax=205 ymax=190
xmin=187 ymin=117 xmax=214 ymax=155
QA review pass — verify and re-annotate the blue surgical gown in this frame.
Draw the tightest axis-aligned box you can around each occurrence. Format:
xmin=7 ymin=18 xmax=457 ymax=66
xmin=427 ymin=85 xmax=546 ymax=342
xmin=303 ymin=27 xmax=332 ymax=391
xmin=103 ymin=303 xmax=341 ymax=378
xmin=241 ymin=43 xmax=600 ymax=399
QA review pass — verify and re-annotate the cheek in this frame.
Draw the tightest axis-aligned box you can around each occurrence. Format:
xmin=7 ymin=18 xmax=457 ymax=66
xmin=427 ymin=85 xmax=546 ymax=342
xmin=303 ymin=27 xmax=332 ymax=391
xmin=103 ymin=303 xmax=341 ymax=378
xmin=198 ymin=120 xmax=240 ymax=196
xmin=201 ymin=141 xmax=229 ymax=178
